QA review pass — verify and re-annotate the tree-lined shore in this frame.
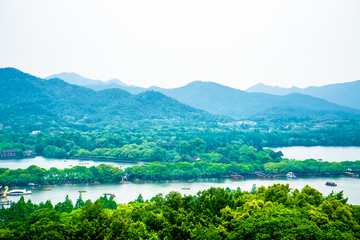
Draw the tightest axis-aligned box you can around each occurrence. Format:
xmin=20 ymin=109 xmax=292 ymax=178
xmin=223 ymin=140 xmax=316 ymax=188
xmin=1 ymin=156 xmax=359 ymax=186
xmin=1 ymin=184 xmax=359 ymax=239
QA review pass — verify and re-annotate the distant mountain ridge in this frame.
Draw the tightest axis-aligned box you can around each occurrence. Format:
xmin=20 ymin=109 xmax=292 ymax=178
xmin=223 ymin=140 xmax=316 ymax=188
xmin=1 ymin=68 xmax=230 ymax=125
xmin=246 ymin=83 xmax=303 ymax=95
xmin=46 ymin=72 xmax=130 ymax=87
xmin=246 ymin=81 xmax=360 ymax=109
xmin=45 ymin=71 xmax=360 ymax=119
xmin=156 ymin=81 xmax=360 ymax=119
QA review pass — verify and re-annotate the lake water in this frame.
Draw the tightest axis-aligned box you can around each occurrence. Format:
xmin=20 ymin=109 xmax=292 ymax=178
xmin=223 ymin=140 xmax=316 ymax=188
xmin=0 ymin=156 xmax=142 ymax=170
xmin=1 ymin=151 xmax=360 ymax=206
xmin=270 ymin=146 xmax=360 ymax=162
xmin=2 ymin=147 xmax=360 ymax=170
xmin=1 ymin=176 xmax=359 ymax=205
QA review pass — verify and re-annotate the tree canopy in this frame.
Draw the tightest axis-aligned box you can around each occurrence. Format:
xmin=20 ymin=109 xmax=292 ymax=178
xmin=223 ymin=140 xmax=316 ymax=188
xmin=0 ymin=184 xmax=359 ymax=239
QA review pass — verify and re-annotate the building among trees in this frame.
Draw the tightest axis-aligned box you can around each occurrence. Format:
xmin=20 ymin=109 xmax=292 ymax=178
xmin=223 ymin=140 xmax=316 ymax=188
xmin=0 ymin=148 xmax=16 ymax=158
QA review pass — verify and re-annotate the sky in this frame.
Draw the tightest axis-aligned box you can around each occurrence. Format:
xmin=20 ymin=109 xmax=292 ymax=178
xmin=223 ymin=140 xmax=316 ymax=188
xmin=1 ymin=0 xmax=360 ymax=90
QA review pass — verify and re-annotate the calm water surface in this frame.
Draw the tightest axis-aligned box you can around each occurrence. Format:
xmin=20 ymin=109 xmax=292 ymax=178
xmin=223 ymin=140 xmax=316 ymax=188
xmin=1 ymin=151 xmax=360 ymax=206
xmin=0 ymin=156 xmax=142 ymax=170
xmin=270 ymin=146 xmax=360 ymax=162
xmin=2 ymin=176 xmax=359 ymax=205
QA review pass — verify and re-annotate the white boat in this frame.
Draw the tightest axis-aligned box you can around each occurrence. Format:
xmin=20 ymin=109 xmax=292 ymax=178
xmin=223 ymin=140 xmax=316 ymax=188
xmin=286 ymin=172 xmax=296 ymax=179
xmin=6 ymin=189 xmax=32 ymax=196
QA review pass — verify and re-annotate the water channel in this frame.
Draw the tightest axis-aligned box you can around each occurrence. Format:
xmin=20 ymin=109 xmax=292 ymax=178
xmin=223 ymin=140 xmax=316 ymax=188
xmin=1 ymin=147 xmax=360 ymax=205
xmin=0 ymin=156 xmax=143 ymax=170
xmin=2 ymin=176 xmax=359 ymax=205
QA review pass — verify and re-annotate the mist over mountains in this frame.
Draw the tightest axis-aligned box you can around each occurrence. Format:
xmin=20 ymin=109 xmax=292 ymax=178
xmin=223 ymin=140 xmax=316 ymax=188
xmin=0 ymin=67 xmax=359 ymax=128
xmin=46 ymin=72 xmax=130 ymax=87
xmin=46 ymin=71 xmax=360 ymax=120
xmin=246 ymin=81 xmax=360 ymax=109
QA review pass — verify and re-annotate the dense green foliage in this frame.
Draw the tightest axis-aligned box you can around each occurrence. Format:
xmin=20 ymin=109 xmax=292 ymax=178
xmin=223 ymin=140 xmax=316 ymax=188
xmin=1 ymin=156 xmax=360 ymax=186
xmin=0 ymin=164 xmax=124 ymax=186
xmin=1 ymin=185 xmax=359 ymax=239
xmin=125 ymin=159 xmax=360 ymax=180
xmin=1 ymin=118 xmax=360 ymax=166
xmin=247 ymin=117 xmax=360 ymax=146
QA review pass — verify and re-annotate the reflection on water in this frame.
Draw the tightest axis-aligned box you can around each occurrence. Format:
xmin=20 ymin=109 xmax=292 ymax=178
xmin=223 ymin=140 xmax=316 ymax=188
xmin=2 ymin=176 xmax=359 ymax=205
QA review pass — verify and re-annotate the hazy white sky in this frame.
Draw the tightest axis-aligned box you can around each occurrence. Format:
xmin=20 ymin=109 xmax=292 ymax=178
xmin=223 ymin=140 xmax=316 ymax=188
xmin=1 ymin=0 xmax=360 ymax=90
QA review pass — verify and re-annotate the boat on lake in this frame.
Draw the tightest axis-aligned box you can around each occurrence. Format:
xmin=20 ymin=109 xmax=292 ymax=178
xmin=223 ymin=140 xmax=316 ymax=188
xmin=231 ymin=174 xmax=244 ymax=179
xmin=345 ymin=172 xmax=355 ymax=178
xmin=43 ymin=188 xmax=51 ymax=191
xmin=7 ymin=189 xmax=32 ymax=196
xmin=325 ymin=182 xmax=337 ymax=186
xmin=78 ymin=190 xmax=87 ymax=193
xmin=91 ymin=182 xmax=100 ymax=185
xmin=182 ymin=188 xmax=190 ymax=190
xmin=286 ymin=172 xmax=296 ymax=179
xmin=104 ymin=193 xmax=115 ymax=197
xmin=187 ymin=180 xmax=194 ymax=183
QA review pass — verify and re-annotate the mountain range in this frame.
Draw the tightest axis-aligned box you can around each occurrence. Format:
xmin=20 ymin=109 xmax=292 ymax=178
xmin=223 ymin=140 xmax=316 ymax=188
xmin=0 ymin=67 xmax=358 ymax=128
xmin=46 ymin=72 xmax=360 ymax=120
xmin=46 ymin=72 xmax=130 ymax=87
xmin=0 ymin=68 xmax=230 ymax=126
xmin=246 ymin=82 xmax=360 ymax=109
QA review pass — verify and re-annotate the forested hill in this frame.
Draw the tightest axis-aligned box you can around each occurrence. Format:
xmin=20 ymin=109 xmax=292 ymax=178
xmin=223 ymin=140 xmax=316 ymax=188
xmin=49 ymin=72 xmax=360 ymax=119
xmin=0 ymin=68 xmax=231 ymax=126
xmin=246 ymin=81 xmax=360 ymax=109
xmin=158 ymin=81 xmax=360 ymax=119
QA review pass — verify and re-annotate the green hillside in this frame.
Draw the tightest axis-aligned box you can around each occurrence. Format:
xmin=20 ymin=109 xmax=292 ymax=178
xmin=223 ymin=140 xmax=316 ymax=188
xmin=50 ymin=71 xmax=360 ymax=119
xmin=0 ymin=68 xmax=231 ymax=126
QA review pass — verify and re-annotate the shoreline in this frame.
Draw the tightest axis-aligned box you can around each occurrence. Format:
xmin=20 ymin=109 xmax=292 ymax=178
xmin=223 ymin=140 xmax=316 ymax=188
xmin=1 ymin=173 xmax=356 ymax=189
xmin=69 ymin=156 xmax=143 ymax=163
